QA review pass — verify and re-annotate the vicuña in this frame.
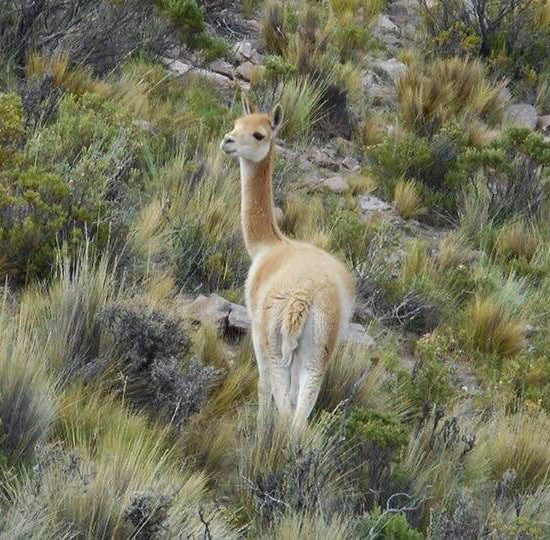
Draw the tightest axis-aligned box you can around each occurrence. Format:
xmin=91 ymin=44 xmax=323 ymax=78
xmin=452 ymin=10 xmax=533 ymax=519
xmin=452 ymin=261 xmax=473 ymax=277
xmin=220 ymin=95 xmax=355 ymax=433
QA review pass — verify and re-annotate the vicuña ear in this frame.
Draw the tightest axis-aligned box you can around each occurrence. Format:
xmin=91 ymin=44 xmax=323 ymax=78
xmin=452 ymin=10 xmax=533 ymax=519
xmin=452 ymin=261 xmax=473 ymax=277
xmin=241 ymin=92 xmax=254 ymax=115
xmin=271 ymin=103 xmax=283 ymax=132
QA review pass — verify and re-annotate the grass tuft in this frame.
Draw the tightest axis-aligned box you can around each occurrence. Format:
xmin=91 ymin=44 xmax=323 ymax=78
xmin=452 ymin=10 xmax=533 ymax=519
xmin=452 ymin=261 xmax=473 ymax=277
xmin=393 ymin=179 xmax=425 ymax=219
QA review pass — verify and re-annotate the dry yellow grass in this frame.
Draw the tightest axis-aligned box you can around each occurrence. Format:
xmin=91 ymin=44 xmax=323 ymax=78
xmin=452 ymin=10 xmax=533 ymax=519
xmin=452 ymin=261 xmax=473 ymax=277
xmin=469 ymin=410 xmax=550 ymax=491
xmin=464 ymin=295 xmax=525 ymax=356
xmin=495 ymin=221 xmax=540 ymax=261
xmin=402 ymin=240 xmax=434 ymax=283
xmin=393 ymin=179 xmax=425 ymax=219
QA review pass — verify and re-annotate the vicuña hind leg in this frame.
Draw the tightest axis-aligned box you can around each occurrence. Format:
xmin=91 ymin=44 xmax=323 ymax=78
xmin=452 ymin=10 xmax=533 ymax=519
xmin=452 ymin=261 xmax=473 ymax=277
xmin=291 ymin=312 xmax=337 ymax=434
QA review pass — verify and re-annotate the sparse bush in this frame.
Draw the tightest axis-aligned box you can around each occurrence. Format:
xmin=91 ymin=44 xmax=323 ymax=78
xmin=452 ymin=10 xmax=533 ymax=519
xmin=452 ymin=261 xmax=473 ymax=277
xmin=393 ymin=180 xmax=425 ymax=220
xmin=361 ymin=506 xmax=424 ymax=539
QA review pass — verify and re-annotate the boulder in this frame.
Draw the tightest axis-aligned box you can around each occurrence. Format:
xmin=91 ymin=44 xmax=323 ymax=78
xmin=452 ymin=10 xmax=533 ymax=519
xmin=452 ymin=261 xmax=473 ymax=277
xmin=358 ymin=194 xmax=392 ymax=214
xmin=504 ymin=103 xmax=538 ymax=130
xmin=341 ymin=156 xmax=360 ymax=172
xmin=209 ymin=59 xmax=234 ymax=79
xmin=236 ymin=61 xmax=256 ymax=82
xmin=182 ymin=294 xmax=375 ymax=347
xmin=371 ymin=58 xmax=407 ymax=83
xmin=308 ymin=148 xmax=340 ymax=171
xmin=323 ymin=175 xmax=349 ymax=193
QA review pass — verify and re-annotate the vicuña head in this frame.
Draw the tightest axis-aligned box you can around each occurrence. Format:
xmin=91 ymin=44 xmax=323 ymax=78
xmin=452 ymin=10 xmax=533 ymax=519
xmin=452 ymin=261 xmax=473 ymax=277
xmin=220 ymin=93 xmax=355 ymax=437
xmin=220 ymin=95 xmax=283 ymax=162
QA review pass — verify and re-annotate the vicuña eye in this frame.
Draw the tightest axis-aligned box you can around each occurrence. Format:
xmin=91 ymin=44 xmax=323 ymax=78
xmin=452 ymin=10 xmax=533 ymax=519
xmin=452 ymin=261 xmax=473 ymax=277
xmin=253 ymin=132 xmax=265 ymax=141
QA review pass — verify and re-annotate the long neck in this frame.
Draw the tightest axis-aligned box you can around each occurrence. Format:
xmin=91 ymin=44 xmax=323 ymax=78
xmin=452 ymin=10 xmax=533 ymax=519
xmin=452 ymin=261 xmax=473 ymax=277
xmin=239 ymin=146 xmax=284 ymax=258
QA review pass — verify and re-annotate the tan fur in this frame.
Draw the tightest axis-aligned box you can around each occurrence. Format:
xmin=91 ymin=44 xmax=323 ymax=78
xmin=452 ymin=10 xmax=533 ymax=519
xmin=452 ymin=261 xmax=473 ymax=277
xmin=220 ymin=98 xmax=355 ymax=433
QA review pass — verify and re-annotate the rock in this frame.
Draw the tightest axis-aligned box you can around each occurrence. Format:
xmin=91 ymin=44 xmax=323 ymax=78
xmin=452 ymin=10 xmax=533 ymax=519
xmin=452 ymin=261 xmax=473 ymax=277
xmin=371 ymin=58 xmax=407 ymax=83
xmin=504 ymin=103 xmax=538 ymax=130
xmin=301 ymin=175 xmax=323 ymax=189
xmin=180 ymin=294 xmax=232 ymax=334
xmin=308 ymin=148 xmax=339 ymax=171
xmin=183 ymin=294 xmax=375 ymax=347
xmin=341 ymin=156 xmax=360 ymax=172
xmin=323 ymin=175 xmax=349 ymax=193
xmin=161 ymin=58 xmax=233 ymax=89
xmin=234 ymin=41 xmax=253 ymax=60
xmin=236 ymin=61 xmax=255 ymax=81
xmin=209 ymin=59 xmax=234 ymax=79
xmin=374 ymin=14 xmax=399 ymax=35
xmin=538 ymin=114 xmax=550 ymax=133
xmin=358 ymin=194 xmax=392 ymax=214
xmin=233 ymin=41 xmax=263 ymax=64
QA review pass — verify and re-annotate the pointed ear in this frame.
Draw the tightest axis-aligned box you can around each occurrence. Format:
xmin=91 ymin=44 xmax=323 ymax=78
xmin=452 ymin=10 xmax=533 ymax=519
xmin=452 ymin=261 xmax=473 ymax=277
xmin=270 ymin=103 xmax=283 ymax=133
xmin=241 ymin=92 xmax=254 ymax=115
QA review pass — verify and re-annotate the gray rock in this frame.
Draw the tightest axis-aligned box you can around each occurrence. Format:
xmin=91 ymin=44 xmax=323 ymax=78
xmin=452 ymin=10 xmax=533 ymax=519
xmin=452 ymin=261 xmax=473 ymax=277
xmin=374 ymin=14 xmax=399 ymax=35
xmin=161 ymin=58 xmax=233 ymax=89
xmin=323 ymin=175 xmax=349 ymax=193
xmin=236 ymin=61 xmax=255 ymax=81
xmin=358 ymin=194 xmax=392 ymax=213
xmin=504 ymin=103 xmax=538 ymax=130
xmin=342 ymin=156 xmax=360 ymax=172
xmin=184 ymin=294 xmax=375 ymax=348
xmin=234 ymin=41 xmax=253 ymax=60
xmin=371 ymin=58 xmax=407 ymax=83
xmin=308 ymin=148 xmax=340 ymax=171
xmin=209 ymin=59 xmax=234 ymax=79
xmin=499 ymin=87 xmax=512 ymax=104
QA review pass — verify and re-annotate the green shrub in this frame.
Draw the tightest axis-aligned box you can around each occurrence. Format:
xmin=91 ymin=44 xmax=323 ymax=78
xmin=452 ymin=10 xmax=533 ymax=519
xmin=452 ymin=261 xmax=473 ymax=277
xmin=0 ymin=93 xmax=24 ymax=165
xmin=346 ymin=408 xmax=409 ymax=450
xmin=361 ymin=506 xmax=424 ymax=539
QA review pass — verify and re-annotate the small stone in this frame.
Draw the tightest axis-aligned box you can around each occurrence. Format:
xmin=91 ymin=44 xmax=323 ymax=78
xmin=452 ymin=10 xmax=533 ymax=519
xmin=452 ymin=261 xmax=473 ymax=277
xmin=308 ymin=148 xmax=340 ymax=171
xmin=371 ymin=58 xmax=407 ymax=83
xmin=301 ymin=175 xmax=323 ymax=189
xmin=234 ymin=41 xmax=253 ymax=60
xmin=180 ymin=294 xmax=231 ymax=334
xmin=525 ymin=324 xmax=537 ymax=338
xmin=342 ymin=156 xmax=360 ymax=171
xmin=209 ymin=59 xmax=234 ymax=79
xmin=504 ymin=103 xmax=538 ymax=130
xmin=358 ymin=194 xmax=392 ymax=213
xmin=236 ymin=61 xmax=255 ymax=82
xmin=323 ymin=175 xmax=349 ymax=193
xmin=347 ymin=323 xmax=376 ymax=348
xmin=374 ymin=14 xmax=399 ymax=35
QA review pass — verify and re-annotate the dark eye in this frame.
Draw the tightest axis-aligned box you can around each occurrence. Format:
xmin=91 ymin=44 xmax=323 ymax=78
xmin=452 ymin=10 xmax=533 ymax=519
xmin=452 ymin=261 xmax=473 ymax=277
xmin=253 ymin=132 xmax=265 ymax=141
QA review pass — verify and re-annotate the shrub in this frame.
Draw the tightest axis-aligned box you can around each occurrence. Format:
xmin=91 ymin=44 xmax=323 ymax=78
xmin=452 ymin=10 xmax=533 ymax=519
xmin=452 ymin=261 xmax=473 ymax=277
xmin=455 ymin=128 xmax=550 ymax=223
xmin=464 ymin=295 xmax=525 ymax=356
xmin=261 ymin=0 xmax=288 ymax=55
xmin=393 ymin=180 xmax=425 ymax=220
xmin=419 ymin=0 xmax=550 ymax=95
xmin=397 ymin=57 xmax=503 ymax=138
xmin=361 ymin=506 xmax=424 ymax=539
xmin=0 ymin=321 xmax=56 ymax=471
xmin=98 ymin=302 xmax=219 ymax=427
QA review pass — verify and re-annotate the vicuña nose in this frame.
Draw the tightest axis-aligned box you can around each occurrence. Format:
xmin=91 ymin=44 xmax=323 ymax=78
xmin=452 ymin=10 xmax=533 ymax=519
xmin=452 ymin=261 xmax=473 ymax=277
xmin=224 ymin=136 xmax=235 ymax=144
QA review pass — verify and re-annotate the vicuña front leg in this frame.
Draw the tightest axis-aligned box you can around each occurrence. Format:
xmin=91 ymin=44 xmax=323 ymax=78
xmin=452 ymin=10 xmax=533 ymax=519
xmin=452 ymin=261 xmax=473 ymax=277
xmin=251 ymin=326 xmax=272 ymax=427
